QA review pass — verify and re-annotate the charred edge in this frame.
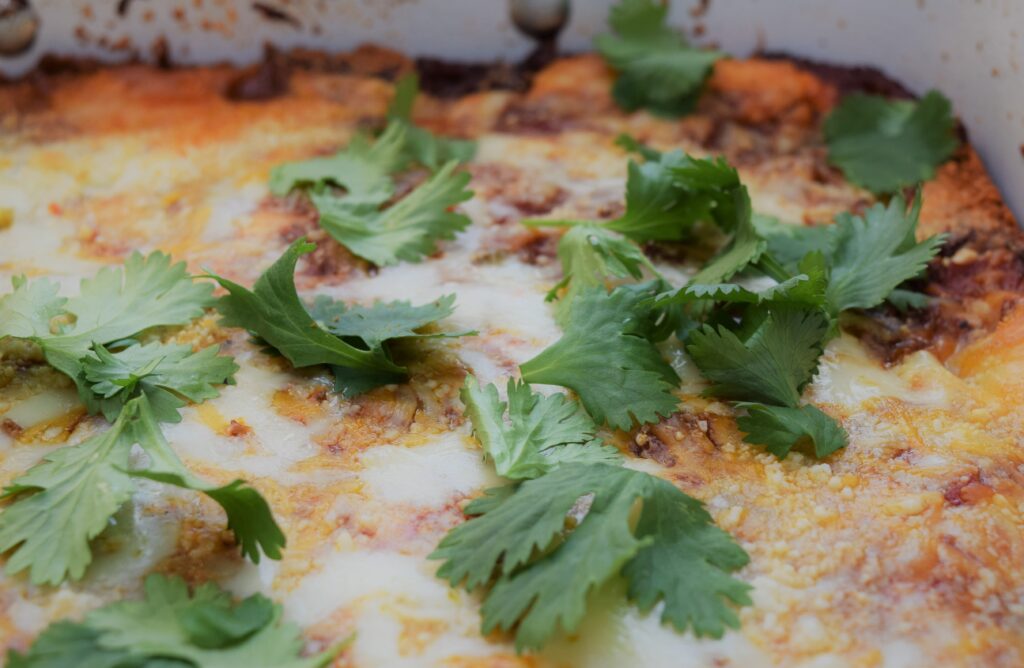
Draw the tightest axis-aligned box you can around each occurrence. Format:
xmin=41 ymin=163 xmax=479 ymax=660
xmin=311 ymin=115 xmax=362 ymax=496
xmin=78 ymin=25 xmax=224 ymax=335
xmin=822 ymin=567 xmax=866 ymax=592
xmin=225 ymin=46 xmax=290 ymax=101
xmin=414 ymin=40 xmax=559 ymax=99
xmin=854 ymin=244 xmax=1024 ymax=365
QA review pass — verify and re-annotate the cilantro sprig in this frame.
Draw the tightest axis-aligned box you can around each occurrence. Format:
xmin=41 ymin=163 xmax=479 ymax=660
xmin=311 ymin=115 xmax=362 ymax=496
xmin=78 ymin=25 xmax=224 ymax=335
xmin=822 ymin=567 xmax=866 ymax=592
xmin=0 ymin=252 xmax=240 ymax=422
xmin=0 ymin=395 xmax=284 ymax=585
xmin=662 ymin=192 xmax=941 ymax=458
xmin=431 ymin=463 xmax=751 ymax=652
xmin=0 ymin=253 xmax=283 ymax=584
xmin=524 ymin=147 xmax=740 ymax=245
xmin=686 ymin=307 xmax=846 ymax=458
xmin=0 ymin=252 xmax=214 ymax=391
xmin=269 ymin=73 xmax=476 ymax=266
xmin=386 ymin=72 xmax=477 ymax=171
xmin=824 ymin=90 xmax=958 ymax=193
xmin=460 ymin=375 xmax=621 ymax=479
xmin=212 ymin=238 xmax=470 ymax=396
xmin=82 ymin=341 xmax=238 ymax=423
xmin=530 ymin=133 xmax=941 ymax=458
xmin=311 ymin=160 xmax=473 ymax=266
xmin=432 ymin=372 xmax=751 ymax=651
xmin=595 ymin=0 xmax=722 ymax=117
xmin=520 ymin=283 xmax=680 ymax=430
xmin=524 ymin=145 xmax=743 ymax=314
xmin=7 ymin=574 xmax=343 ymax=668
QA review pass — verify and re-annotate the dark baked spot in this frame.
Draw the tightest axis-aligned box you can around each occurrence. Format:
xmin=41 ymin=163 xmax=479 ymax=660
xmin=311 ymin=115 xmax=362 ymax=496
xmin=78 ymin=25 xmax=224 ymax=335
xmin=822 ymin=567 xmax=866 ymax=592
xmin=943 ymin=473 xmax=995 ymax=507
xmin=852 ymin=244 xmax=1024 ymax=364
xmin=414 ymin=58 xmax=530 ymax=99
xmin=495 ymin=97 xmax=578 ymax=135
xmin=225 ymin=48 xmax=289 ymax=101
xmin=469 ymin=162 xmax=567 ymax=217
xmin=1 ymin=418 xmax=23 ymax=438
xmin=631 ymin=425 xmax=678 ymax=467
xmin=415 ymin=39 xmax=557 ymax=98
xmin=514 ymin=232 xmax=559 ymax=266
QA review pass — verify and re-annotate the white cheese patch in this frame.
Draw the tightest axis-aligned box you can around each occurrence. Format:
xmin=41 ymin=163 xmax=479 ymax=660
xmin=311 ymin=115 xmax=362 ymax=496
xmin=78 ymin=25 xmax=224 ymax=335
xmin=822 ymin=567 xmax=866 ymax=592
xmin=358 ymin=430 xmax=500 ymax=507
xmin=286 ymin=550 xmax=503 ymax=667
xmin=810 ymin=335 xmax=953 ymax=409
xmin=0 ymin=387 xmax=80 ymax=430
xmin=162 ymin=361 xmax=322 ymax=478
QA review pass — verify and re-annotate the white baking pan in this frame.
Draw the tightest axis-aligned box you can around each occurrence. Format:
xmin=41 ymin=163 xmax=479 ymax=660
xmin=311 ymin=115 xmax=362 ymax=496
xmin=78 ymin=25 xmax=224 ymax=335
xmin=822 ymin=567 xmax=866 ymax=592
xmin=1 ymin=0 xmax=1021 ymax=217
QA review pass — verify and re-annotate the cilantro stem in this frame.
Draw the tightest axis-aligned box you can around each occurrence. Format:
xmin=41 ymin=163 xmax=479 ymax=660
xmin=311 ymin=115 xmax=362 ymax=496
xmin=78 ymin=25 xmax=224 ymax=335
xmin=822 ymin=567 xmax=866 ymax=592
xmin=754 ymin=253 xmax=791 ymax=283
xmin=519 ymin=218 xmax=589 ymax=229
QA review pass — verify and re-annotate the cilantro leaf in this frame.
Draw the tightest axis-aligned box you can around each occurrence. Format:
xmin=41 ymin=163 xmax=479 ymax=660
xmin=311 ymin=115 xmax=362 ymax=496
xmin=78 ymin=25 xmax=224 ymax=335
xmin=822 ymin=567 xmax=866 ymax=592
xmin=312 ymin=160 xmax=473 ymax=266
xmin=886 ymin=288 xmax=932 ymax=312
xmin=0 ymin=396 xmax=285 ymax=585
xmin=524 ymin=150 xmax=738 ymax=246
xmin=595 ymin=0 xmax=722 ymax=117
xmin=387 ymin=73 xmax=477 ymax=172
xmin=270 ymin=72 xmax=474 ymax=198
xmin=0 ymin=404 xmax=136 ymax=585
xmin=82 ymin=342 xmax=238 ymax=423
xmin=211 ymin=238 xmax=403 ymax=378
xmin=605 ymin=152 xmax=739 ymax=243
xmin=658 ymin=251 xmax=829 ymax=309
xmin=824 ymin=90 xmax=958 ymax=193
xmin=549 ymin=224 xmax=655 ymax=311
xmin=520 ymin=285 xmax=679 ymax=430
xmin=268 ymin=121 xmax=407 ymax=203
xmin=604 ymin=157 xmax=688 ymax=242
xmin=214 ymin=239 xmax=469 ymax=396
xmin=825 ymin=193 xmax=944 ymax=313
xmin=686 ymin=306 xmax=828 ymax=407
xmin=308 ymin=292 xmax=472 ymax=395
xmin=0 ymin=252 xmax=213 ymax=380
xmin=622 ymin=473 xmax=752 ymax=637
xmin=460 ymin=375 xmax=621 ymax=480
xmin=685 ymin=306 xmax=847 ymax=457
xmin=752 ymin=214 xmax=834 ymax=270
xmin=736 ymin=403 xmax=848 ymax=459
xmin=431 ymin=463 xmax=750 ymax=651
xmin=307 ymin=293 xmax=469 ymax=350
xmin=687 ymin=187 xmax=766 ymax=285
xmin=5 ymin=622 xmax=141 ymax=668
xmin=0 ymin=276 xmax=66 ymax=340
xmin=8 ymin=574 xmax=341 ymax=668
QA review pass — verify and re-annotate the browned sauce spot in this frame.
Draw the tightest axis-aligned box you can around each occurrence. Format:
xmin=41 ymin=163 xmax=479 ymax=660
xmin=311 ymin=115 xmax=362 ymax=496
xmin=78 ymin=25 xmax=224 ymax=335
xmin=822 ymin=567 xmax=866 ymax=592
xmin=227 ymin=419 xmax=252 ymax=437
xmin=631 ymin=425 xmax=678 ymax=467
xmin=1 ymin=418 xmax=24 ymax=438
xmin=225 ymin=48 xmax=289 ymax=101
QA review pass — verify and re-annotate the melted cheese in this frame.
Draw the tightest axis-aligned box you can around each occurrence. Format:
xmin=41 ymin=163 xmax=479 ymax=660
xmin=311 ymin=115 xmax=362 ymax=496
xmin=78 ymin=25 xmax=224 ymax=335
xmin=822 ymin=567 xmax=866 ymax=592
xmin=0 ymin=58 xmax=1022 ymax=667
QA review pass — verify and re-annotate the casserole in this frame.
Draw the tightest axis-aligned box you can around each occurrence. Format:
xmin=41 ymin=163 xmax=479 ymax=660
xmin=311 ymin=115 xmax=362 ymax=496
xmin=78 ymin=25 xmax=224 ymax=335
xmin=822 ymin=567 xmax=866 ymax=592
xmin=0 ymin=1 xmax=1022 ymax=667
